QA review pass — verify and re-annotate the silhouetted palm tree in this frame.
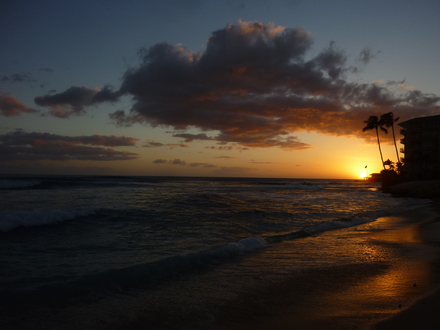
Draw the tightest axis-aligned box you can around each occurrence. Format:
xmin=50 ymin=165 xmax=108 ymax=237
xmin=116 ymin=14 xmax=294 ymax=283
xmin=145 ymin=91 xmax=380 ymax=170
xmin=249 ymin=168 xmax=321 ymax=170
xmin=383 ymin=159 xmax=395 ymax=170
xmin=363 ymin=115 xmax=387 ymax=170
xmin=380 ymin=112 xmax=401 ymax=169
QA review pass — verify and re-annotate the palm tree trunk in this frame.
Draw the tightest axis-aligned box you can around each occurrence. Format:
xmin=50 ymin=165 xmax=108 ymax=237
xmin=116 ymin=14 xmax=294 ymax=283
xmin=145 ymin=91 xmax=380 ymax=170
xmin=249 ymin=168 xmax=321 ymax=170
xmin=375 ymin=127 xmax=386 ymax=170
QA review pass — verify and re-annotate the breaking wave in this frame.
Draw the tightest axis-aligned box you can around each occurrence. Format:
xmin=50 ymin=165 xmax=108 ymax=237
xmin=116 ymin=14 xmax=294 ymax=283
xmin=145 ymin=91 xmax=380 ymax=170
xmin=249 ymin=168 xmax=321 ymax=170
xmin=0 ymin=207 xmax=98 ymax=232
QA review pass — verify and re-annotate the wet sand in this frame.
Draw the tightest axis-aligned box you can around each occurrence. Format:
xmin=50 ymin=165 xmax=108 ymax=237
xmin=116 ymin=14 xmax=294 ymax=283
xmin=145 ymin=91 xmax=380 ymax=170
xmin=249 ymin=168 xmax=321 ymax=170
xmin=372 ymin=198 xmax=440 ymax=329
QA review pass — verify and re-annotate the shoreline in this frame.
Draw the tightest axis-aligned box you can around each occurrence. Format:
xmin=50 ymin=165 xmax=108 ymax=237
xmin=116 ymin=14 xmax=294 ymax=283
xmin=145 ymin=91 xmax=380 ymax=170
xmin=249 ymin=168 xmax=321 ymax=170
xmin=215 ymin=199 xmax=440 ymax=330
xmin=115 ymin=198 xmax=440 ymax=330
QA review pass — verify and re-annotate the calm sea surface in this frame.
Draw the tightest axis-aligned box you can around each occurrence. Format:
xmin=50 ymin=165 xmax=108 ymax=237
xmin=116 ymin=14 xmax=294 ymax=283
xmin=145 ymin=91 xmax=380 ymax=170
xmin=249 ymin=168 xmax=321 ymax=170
xmin=0 ymin=176 xmax=431 ymax=329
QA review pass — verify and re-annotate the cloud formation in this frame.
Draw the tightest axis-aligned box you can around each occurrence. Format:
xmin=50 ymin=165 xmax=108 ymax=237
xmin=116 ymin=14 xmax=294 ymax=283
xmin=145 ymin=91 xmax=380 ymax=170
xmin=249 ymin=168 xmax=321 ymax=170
xmin=1 ymin=73 xmax=36 ymax=83
xmin=206 ymin=145 xmax=234 ymax=150
xmin=0 ymin=130 xmax=139 ymax=161
xmin=357 ymin=47 xmax=379 ymax=65
xmin=172 ymin=133 xmax=214 ymax=142
xmin=35 ymin=21 xmax=440 ymax=147
xmin=35 ymin=85 xmax=120 ymax=117
xmin=143 ymin=140 xmax=189 ymax=148
xmin=152 ymin=158 xmax=187 ymax=165
xmin=189 ymin=162 xmax=217 ymax=168
xmin=0 ymin=93 xmax=37 ymax=116
xmin=171 ymin=158 xmax=186 ymax=165
xmin=215 ymin=156 xmax=236 ymax=159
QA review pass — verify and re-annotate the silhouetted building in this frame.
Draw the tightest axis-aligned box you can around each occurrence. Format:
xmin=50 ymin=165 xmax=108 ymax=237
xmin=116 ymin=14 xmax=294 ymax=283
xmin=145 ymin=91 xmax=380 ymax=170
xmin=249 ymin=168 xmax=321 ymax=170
xmin=367 ymin=173 xmax=382 ymax=182
xmin=399 ymin=114 xmax=440 ymax=180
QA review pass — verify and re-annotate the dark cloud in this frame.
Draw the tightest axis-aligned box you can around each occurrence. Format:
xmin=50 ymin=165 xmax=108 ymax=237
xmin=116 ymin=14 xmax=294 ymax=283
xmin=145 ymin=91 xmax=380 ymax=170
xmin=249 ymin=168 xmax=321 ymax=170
xmin=170 ymin=159 xmax=186 ymax=165
xmin=153 ymin=158 xmax=187 ymax=165
xmin=35 ymin=85 xmax=120 ymax=118
xmin=172 ymin=133 xmax=214 ymax=142
xmin=357 ymin=47 xmax=380 ymax=65
xmin=313 ymin=41 xmax=346 ymax=80
xmin=38 ymin=21 xmax=440 ymax=147
xmin=386 ymin=79 xmax=406 ymax=87
xmin=0 ymin=130 xmax=139 ymax=161
xmin=40 ymin=68 xmax=54 ymax=72
xmin=111 ymin=21 xmax=320 ymax=149
xmin=143 ymin=140 xmax=189 ymax=148
xmin=0 ymin=93 xmax=37 ymax=116
xmin=1 ymin=72 xmax=36 ymax=83
xmin=205 ymin=145 xmax=234 ymax=150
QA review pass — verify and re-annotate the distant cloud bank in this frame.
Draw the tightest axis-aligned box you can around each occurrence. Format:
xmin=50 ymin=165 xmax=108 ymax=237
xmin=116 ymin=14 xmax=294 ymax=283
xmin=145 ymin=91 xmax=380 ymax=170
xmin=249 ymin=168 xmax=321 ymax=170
xmin=0 ymin=130 xmax=139 ymax=162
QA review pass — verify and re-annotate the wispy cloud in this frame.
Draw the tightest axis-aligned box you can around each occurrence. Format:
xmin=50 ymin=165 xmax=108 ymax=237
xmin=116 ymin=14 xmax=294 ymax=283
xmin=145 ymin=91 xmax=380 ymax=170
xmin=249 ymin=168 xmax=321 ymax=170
xmin=153 ymin=158 xmax=187 ymax=165
xmin=189 ymin=162 xmax=217 ymax=168
xmin=0 ymin=93 xmax=37 ymax=117
xmin=1 ymin=72 xmax=36 ymax=83
xmin=356 ymin=47 xmax=380 ymax=65
xmin=172 ymin=133 xmax=214 ymax=142
xmin=215 ymin=156 xmax=237 ymax=159
xmin=206 ymin=145 xmax=234 ymax=150
xmin=143 ymin=140 xmax=189 ymax=148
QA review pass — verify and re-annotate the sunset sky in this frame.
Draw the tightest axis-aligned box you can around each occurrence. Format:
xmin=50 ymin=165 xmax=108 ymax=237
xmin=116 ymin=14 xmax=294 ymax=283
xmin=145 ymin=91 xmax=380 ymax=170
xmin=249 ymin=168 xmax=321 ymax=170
xmin=1 ymin=0 xmax=439 ymax=179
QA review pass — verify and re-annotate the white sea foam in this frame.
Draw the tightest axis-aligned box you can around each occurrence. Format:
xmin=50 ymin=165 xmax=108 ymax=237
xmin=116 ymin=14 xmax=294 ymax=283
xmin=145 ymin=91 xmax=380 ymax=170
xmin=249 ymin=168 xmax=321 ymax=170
xmin=0 ymin=180 xmax=41 ymax=189
xmin=0 ymin=207 xmax=98 ymax=232
xmin=302 ymin=197 xmax=431 ymax=236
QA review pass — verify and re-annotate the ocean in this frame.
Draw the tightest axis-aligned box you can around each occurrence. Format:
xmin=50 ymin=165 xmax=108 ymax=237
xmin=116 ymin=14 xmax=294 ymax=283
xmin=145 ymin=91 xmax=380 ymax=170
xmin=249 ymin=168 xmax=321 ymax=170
xmin=0 ymin=176 xmax=433 ymax=329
